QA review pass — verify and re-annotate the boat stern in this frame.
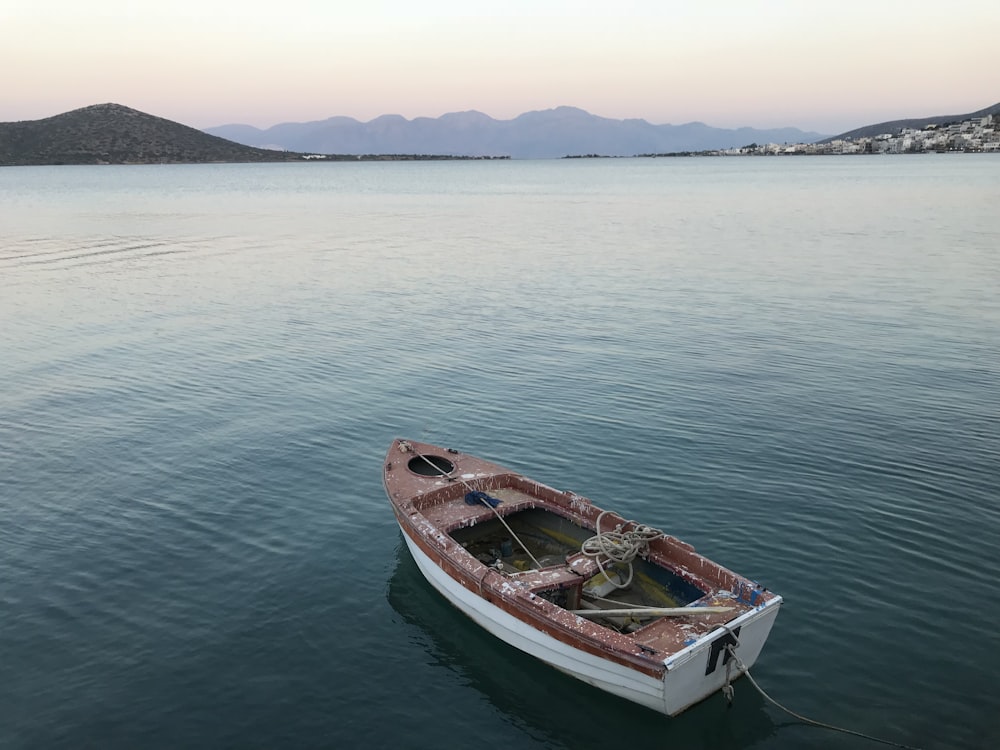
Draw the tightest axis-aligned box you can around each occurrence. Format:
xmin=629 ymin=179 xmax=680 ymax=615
xmin=659 ymin=594 xmax=783 ymax=715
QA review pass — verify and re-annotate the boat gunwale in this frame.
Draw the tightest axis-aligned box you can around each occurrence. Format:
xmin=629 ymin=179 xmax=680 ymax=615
xmin=391 ymin=504 xmax=669 ymax=677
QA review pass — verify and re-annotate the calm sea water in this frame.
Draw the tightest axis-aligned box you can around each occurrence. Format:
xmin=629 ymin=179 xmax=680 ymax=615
xmin=1 ymin=156 xmax=998 ymax=750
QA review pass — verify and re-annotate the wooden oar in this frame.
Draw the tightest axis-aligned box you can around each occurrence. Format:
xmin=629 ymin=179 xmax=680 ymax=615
xmin=570 ymin=606 xmax=733 ymax=618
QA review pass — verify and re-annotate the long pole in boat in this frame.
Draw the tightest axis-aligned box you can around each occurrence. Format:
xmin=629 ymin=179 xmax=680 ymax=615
xmin=570 ymin=606 xmax=733 ymax=618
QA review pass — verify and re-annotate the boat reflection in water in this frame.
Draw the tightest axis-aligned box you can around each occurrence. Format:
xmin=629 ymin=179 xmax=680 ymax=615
xmin=386 ymin=544 xmax=779 ymax=748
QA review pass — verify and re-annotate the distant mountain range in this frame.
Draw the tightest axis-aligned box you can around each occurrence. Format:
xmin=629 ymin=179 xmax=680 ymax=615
xmin=2 ymin=101 xmax=997 ymax=166
xmin=205 ymin=106 xmax=830 ymax=159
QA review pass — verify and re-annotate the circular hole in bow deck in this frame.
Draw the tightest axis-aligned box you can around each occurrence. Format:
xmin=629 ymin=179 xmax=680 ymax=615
xmin=407 ymin=455 xmax=455 ymax=476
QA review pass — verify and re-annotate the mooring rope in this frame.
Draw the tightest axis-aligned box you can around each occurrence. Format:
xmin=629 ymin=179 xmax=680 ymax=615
xmin=725 ymin=643 xmax=926 ymax=750
xmin=400 ymin=442 xmax=543 ymax=569
xmin=401 ymin=442 xmax=925 ymax=747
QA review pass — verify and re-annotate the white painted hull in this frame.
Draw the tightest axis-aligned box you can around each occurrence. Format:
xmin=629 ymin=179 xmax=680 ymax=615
xmin=400 ymin=524 xmax=782 ymax=716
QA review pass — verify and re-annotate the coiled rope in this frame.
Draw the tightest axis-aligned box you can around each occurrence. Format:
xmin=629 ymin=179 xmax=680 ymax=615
xmin=580 ymin=510 xmax=664 ymax=589
xmin=724 ymin=639 xmax=925 ymax=750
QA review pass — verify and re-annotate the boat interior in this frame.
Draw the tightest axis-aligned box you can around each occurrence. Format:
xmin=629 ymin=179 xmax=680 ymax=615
xmin=387 ymin=443 xmax=767 ymax=657
xmin=449 ymin=506 xmax=709 ymax=634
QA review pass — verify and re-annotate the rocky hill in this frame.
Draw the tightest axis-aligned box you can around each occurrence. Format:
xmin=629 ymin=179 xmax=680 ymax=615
xmin=0 ymin=104 xmax=307 ymax=166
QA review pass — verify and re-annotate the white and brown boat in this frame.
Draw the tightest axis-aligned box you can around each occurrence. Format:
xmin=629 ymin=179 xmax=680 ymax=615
xmin=383 ymin=438 xmax=782 ymax=716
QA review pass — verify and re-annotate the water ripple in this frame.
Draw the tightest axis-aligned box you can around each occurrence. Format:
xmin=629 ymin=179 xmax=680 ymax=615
xmin=2 ymin=158 xmax=999 ymax=750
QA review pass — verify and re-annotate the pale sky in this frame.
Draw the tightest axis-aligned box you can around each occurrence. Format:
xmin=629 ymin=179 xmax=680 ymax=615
xmin=2 ymin=1 xmax=996 ymax=134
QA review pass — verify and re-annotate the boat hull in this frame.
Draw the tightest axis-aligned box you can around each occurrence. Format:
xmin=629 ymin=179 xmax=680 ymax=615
xmin=398 ymin=520 xmax=781 ymax=716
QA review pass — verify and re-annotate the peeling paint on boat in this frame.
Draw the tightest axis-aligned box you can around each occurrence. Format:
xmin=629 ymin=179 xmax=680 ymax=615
xmin=383 ymin=438 xmax=782 ymax=716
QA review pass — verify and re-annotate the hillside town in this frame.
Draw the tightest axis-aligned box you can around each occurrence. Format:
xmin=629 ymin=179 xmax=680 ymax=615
xmin=727 ymin=113 xmax=998 ymax=155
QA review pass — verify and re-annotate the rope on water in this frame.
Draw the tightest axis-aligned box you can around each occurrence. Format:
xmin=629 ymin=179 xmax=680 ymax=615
xmin=580 ymin=509 xmax=664 ymax=589
xmin=725 ymin=642 xmax=926 ymax=750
